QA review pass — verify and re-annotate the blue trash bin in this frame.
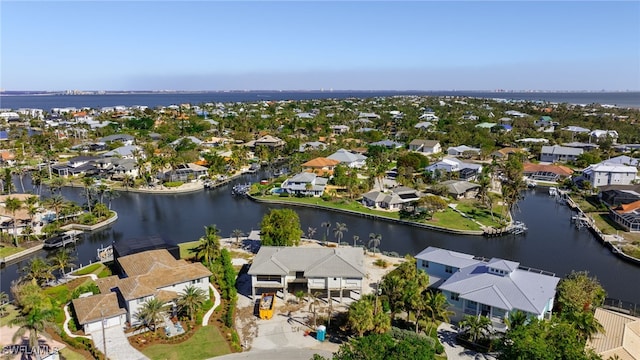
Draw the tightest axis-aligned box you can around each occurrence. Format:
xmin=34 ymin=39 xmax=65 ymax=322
xmin=316 ymin=325 xmax=326 ymax=341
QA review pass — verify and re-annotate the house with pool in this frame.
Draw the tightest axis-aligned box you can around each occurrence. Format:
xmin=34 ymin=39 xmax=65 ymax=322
xmin=279 ymin=172 xmax=328 ymax=197
xmin=416 ymin=247 xmax=560 ymax=330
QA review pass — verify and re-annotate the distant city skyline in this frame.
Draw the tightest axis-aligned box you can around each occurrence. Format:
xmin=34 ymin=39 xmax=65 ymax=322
xmin=2 ymin=1 xmax=639 ymax=92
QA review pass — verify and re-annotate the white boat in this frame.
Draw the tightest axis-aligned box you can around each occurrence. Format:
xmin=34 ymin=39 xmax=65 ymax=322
xmin=549 ymin=187 xmax=558 ymax=196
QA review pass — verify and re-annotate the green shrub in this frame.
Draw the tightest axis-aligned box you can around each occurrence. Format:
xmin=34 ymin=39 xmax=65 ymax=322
xmin=78 ymin=212 xmax=97 ymax=225
xmin=163 ymin=181 xmax=184 ymax=188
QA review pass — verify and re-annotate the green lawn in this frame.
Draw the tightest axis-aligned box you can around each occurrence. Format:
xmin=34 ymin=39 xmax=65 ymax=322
xmin=0 ymin=246 xmax=26 ymax=258
xmin=178 ymin=240 xmax=200 ymax=260
xmin=58 ymin=347 xmax=90 ymax=360
xmin=141 ymin=326 xmax=232 ymax=360
xmin=257 ymin=195 xmax=401 ymax=219
xmin=72 ymin=263 xmax=102 ymax=276
xmin=455 ymin=201 xmax=505 ymax=228
xmin=428 ymin=209 xmax=482 ymax=231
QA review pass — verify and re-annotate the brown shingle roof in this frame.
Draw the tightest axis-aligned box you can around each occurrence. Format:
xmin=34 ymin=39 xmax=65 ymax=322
xmin=587 ymin=308 xmax=640 ymax=360
xmin=95 ymin=275 xmax=120 ymax=294
xmin=114 ymin=249 xmax=212 ymax=301
xmin=72 ymin=293 xmax=126 ymax=325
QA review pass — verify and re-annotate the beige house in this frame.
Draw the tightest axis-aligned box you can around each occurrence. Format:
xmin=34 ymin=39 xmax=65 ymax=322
xmin=83 ymin=249 xmax=212 ymax=326
xmin=72 ymin=293 xmax=127 ymax=333
xmin=587 ymin=308 xmax=640 ymax=360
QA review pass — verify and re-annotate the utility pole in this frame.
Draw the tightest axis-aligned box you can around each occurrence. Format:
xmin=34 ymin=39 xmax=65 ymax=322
xmin=100 ymin=308 xmax=107 ymax=359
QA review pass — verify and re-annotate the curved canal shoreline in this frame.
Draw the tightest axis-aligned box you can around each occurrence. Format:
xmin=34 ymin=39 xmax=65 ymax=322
xmin=247 ymin=194 xmax=485 ymax=236
xmin=0 ymin=211 xmax=118 ymax=265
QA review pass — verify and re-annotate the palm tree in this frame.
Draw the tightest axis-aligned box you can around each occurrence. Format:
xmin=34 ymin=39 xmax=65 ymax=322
xmin=352 ymin=235 xmax=360 ymax=247
xmin=459 ymin=314 xmax=492 ymax=343
xmin=4 ymin=196 xmax=22 ymax=246
xmin=20 ymin=257 xmax=54 ymax=285
xmin=231 ymin=229 xmax=245 ymax=247
xmin=49 ymin=176 xmax=66 ymax=194
xmin=10 ymin=308 xmax=58 ymax=355
xmin=368 ymin=233 xmax=382 ymax=254
xmin=306 ymin=227 xmax=317 ymax=240
xmin=347 ymin=298 xmax=374 ymax=337
xmin=122 ymin=174 xmax=135 ymax=190
xmin=333 ymin=222 xmax=348 ymax=246
xmin=81 ymin=176 xmax=94 ymax=212
xmin=103 ymin=188 xmax=120 ymax=210
xmin=567 ymin=310 xmax=605 ymax=341
xmin=134 ymin=297 xmax=169 ymax=333
xmin=0 ymin=291 xmax=9 ymax=317
xmin=321 ymin=221 xmax=331 ymax=241
xmin=424 ymin=291 xmax=453 ymax=335
xmin=177 ymin=285 xmax=207 ymax=323
xmin=505 ymin=310 xmax=528 ymax=330
xmin=50 ymin=248 xmax=76 ymax=278
xmin=195 ymin=225 xmax=221 ymax=265
xmin=307 ymin=292 xmax=323 ymax=328
xmin=43 ymin=195 xmax=65 ymax=223
xmin=96 ymin=184 xmax=109 ymax=204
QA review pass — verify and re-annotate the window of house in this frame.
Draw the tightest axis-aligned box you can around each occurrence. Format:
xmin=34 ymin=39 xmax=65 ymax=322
xmin=191 ymin=278 xmax=201 ymax=285
xmin=445 ymin=266 xmax=454 ymax=273
xmin=422 ymin=260 xmax=429 ymax=268
xmin=257 ymin=275 xmax=280 ymax=282
xmin=450 ymin=292 xmax=460 ymax=301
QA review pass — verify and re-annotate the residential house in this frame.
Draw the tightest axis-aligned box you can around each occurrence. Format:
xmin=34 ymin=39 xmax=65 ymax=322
xmin=490 ymin=147 xmax=522 ymax=160
xmin=361 ymin=186 xmax=421 ymax=211
xmin=414 ymin=122 xmax=434 ymax=130
xmin=534 ymin=116 xmax=556 ymax=128
xmin=475 ymin=122 xmax=497 ymax=130
xmin=327 ymin=149 xmax=367 ymax=168
xmin=358 ymin=112 xmax=380 ymax=120
xmin=102 ymin=145 xmax=143 ymax=159
xmin=416 ymin=247 xmax=559 ymax=327
xmin=426 ymin=158 xmax=483 ymax=181
xmin=602 ymin=155 xmax=639 ymax=167
xmin=523 ymin=163 xmax=573 ymax=182
xmin=369 ymin=140 xmax=404 ymax=149
xmin=281 ymin=172 xmax=328 ymax=197
xmin=438 ymin=180 xmax=481 ymax=199
xmin=582 ymin=162 xmax=637 ymax=187
xmin=505 ymin=110 xmax=529 ymax=118
xmin=586 ymin=308 xmax=640 ymax=360
xmin=99 ymin=134 xmax=135 ymax=146
xmin=609 ymin=201 xmax=640 ymax=232
xmin=562 ymin=125 xmax=591 ymax=134
xmin=171 ymin=136 xmax=203 ymax=147
xmin=248 ymin=246 xmax=365 ymax=302
xmin=590 ymin=130 xmax=619 ymax=144
xmin=599 ymin=185 xmax=640 ymax=206
xmin=409 ymin=139 xmax=441 ymax=155
xmin=0 ymin=150 xmax=15 ymax=166
xmin=162 ymin=163 xmax=208 ymax=182
xmin=71 ymin=293 xmax=127 ymax=333
xmin=298 ymin=141 xmax=327 ymax=152
xmin=562 ymin=142 xmax=600 ymax=151
xmin=252 ymin=135 xmax=285 ymax=148
xmin=79 ymin=249 xmax=211 ymax=326
xmin=447 ymin=145 xmax=481 ymax=157
xmin=330 ymin=125 xmax=350 ymax=134
xmin=540 ymin=145 xmax=583 ymax=163
xmin=301 ymin=157 xmax=340 ymax=176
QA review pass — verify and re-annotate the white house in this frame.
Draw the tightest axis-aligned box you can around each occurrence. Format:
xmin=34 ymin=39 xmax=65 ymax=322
xmin=409 ymin=139 xmax=441 ymax=155
xmin=540 ymin=145 xmax=583 ymax=163
xmin=330 ymin=125 xmax=350 ymax=134
xmin=248 ymin=246 xmax=365 ymax=302
xmin=281 ymin=172 xmax=328 ymax=197
xmin=425 ymin=158 xmax=482 ymax=181
xmin=416 ymin=247 xmax=560 ymax=328
xmin=447 ymin=145 xmax=481 ymax=157
xmin=327 ymin=149 xmax=367 ymax=168
xmin=582 ymin=163 xmax=637 ymax=187
xmin=590 ymin=130 xmax=619 ymax=144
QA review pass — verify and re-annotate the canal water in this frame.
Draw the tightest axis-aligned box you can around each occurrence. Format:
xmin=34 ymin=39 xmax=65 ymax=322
xmin=2 ymin=174 xmax=639 ymax=303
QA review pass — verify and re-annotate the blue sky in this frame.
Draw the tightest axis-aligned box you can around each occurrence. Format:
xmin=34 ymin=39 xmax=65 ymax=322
xmin=2 ymin=1 xmax=639 ymax=91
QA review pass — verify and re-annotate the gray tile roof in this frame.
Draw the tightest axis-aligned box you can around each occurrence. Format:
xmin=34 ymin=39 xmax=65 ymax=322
xmin=327 ymin=149 xmax=367 ymax=163
xmin=249 ymin=246 xmax=365 ymax=278
xmin=416 ymin=247 xmax=481 ymax=269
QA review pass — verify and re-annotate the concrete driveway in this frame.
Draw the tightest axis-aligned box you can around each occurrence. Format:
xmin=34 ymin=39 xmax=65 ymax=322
xmin=89 ymin=326 xmax=148 ymax=360
xmin=437 ymin=323 xmax=497 ymax=360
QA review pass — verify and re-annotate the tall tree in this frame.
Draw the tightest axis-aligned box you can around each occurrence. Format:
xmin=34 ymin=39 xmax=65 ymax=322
xmin=81 ymin=177 xmax=94 ymax=213
xmin=195 ymin=225 xmax=221 ymax=265
xmin=4 ymin=196 xmax=22 ymax=246
xmin=20 ymin=257 xmax=54 ymax=286
xmin=333 ymin=222 xmax=348 ymax=246
xmin=176 ymin=285 xmax=207 ymax=323
xmin=43 ymin=195 xmax=65 ymax=222
xmin=49 ymin=248 xmax=76 ymax=278
xmin=260 ymin=208 xmax=303 ymax=246
xmin=134 ymin=297 xmax=169 ymax=333
xmin=368 ymin=233 xmax=382 ymax=254
xmin=556 ymin=270 xmax=606 ymax=315
xmin=231 ymin=229 xmax=245 ymax=247
xmin=458 ymin=314 xmax=492 ymax=343
xmin=10 ymin=308 xmax=58 ymax=354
